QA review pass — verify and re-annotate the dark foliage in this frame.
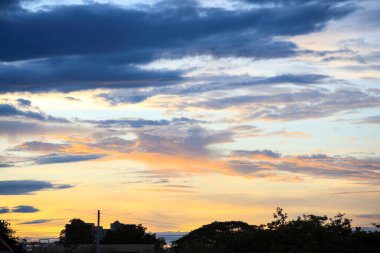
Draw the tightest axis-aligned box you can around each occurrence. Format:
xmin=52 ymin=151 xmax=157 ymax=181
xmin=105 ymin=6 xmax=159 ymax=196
xmin=171 ymin=208 xmax=380 ymax=253
xmin=0 ymin=220 xmax=24 ymax=253
xmin=59 ymin=219 xmax=94 ymax=245
xmin=102 ymin=221 xmax=165 ymax=252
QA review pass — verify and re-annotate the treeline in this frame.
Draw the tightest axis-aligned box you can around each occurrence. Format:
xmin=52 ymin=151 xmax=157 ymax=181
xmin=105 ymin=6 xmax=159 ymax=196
xmin=2 ymin=208 xmax=380 ymax=253
xmin=59 ymin=219 xmax=165 ymax=252
xmin=171 ymin=208 xmax=380 ymax=253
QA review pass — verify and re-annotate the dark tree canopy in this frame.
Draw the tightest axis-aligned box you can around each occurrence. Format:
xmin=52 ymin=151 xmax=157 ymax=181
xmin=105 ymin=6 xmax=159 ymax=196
xmin=102 ymin=221 xmax=165 ymax=251
xmin=0 ymin=220 xmax=23 ymax=253
xmin=0 ymin=220 xmax=15 ymax=239
xmin=59 ymin=219 xmax=94 ymax=245
xmin=173 ymin=220 xmax=262 ymax=253
xmin=171 ymin=208 xmax=380 ymax=253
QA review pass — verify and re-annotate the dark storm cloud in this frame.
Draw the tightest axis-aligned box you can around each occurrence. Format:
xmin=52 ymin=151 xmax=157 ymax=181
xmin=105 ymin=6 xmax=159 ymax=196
xmin=12 ymin=205 xmax=39 ymax=213
xmin=34 ymin=153 xmax=106 ymax=164
xmin=0 ymin=180 xmax=73 ymax=195
xmin=0 ymin=1 xmax=356 ymax=92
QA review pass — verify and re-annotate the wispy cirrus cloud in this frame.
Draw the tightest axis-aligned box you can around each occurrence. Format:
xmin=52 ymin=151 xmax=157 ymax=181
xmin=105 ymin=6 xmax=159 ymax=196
xmin=82 ymin=117 xmax=202 ymax=128
xmin=358 ymin=115 xmax=380 ymax=124
xmin=48 ymin=124 xmax=380 ymax=184
xmin=5 ymin=141 xmax=107 ymax=167
xmin=18 ymin=219 xmax=55 ymax=225
xmin=34 ymin=153 xmax=107 ymax=165
xmin=4 ymin=112 xmax=379 ymax=184
xmin=356 ymin=214 xmax=380 ymax=220
xmin=12 ymin=141 xmax=68 ymax=153
xmin=225 ymin=150 xmax=380 ymax=183
xmin=99 ymin=73 xmax=331 ymax=105
xmin=195 ymin=88 xmax=380 ymax=121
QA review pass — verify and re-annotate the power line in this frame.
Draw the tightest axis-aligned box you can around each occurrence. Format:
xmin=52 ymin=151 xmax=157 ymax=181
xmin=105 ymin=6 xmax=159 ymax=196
xmin=100 ymin=212 xmax=180 ymax=227
xmin=15 ymin=210 xmax=184 ymax=239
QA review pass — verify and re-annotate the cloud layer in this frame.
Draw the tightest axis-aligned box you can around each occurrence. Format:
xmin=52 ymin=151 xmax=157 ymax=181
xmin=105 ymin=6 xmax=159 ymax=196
xmin=0 ymin=205 xmax=40 ymax=213
xmin=0 ymin=180 xmax=73 ymax=195
xmin=0 ymin=0 xmax=356 ymax=92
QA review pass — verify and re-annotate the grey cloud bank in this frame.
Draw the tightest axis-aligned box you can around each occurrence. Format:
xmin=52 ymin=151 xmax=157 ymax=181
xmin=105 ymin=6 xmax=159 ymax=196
xmin=0 ymin=0 xmax=356 ymax=92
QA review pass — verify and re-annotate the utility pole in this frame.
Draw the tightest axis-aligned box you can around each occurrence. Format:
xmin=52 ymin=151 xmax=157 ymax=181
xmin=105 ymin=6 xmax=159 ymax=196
xmin=97 ymin=210 xmax=100 ymax=253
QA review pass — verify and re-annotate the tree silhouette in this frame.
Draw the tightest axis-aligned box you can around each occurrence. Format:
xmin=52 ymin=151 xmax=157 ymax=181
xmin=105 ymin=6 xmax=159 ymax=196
xmin=171 ymin=208 xmax=380 ymax=253
xmin=102 ymin=222 xmax=165 ymax=252
xmin=59 ymin=218 xmax=94 ymax=253
xmin=0 ymin=220 xmax=24 ymax=253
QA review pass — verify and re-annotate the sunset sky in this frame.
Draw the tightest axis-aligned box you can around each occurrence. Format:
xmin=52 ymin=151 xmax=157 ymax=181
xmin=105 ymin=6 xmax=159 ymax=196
xmin=0 ymin=0 xmax=380 ymax=239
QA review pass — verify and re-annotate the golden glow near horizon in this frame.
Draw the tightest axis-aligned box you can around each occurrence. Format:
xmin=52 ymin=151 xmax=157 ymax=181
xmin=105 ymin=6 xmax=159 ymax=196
xmin=1 ymin=0 xmax=380 ymax=241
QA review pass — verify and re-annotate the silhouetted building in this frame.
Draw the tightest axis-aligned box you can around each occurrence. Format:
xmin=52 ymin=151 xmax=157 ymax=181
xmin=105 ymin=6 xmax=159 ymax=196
xmin=110 ymin=221 xmax=121 ymax=231
xmin=84 ymin=223 xmax=106 ymax=240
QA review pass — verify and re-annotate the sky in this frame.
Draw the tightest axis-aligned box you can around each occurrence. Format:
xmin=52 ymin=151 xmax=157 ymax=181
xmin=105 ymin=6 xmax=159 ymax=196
xmin=0 ymin=0 xmax=380 ymax=239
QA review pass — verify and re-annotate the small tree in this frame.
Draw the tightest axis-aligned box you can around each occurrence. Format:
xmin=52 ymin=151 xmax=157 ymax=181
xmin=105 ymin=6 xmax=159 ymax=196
xmin=267 ymin=207 xmax=288 ymax=230
xmin=59 ymin=219 xmax=94 ymax=253
xmin=0 ymin=220 xmax=24 ymax=253
xmin=102 ymin=222 xmax=166 ymax=252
